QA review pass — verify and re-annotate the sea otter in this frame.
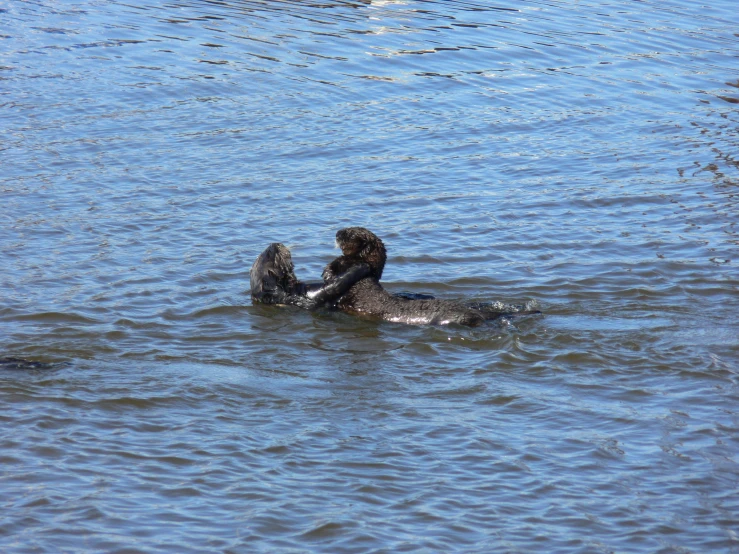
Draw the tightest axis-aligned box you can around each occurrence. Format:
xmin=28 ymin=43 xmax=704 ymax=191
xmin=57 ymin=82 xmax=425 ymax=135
xmin=251 ymin=228 xmax=540 ymax=326
xmin=322 ymin=227 xmax=538 ymax=326
xmin=250 ymin=242 xmax=369 ymax=309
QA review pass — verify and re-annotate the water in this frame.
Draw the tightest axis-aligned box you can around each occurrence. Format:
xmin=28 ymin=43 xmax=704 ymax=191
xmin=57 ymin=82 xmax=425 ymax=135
xmin=1 ymin=0 xmax=738 ymax=552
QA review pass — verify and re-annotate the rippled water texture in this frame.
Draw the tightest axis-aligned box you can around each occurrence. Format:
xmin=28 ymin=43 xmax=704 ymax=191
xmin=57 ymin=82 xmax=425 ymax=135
xmin=2 ymin=0 xmax=738 ymax=552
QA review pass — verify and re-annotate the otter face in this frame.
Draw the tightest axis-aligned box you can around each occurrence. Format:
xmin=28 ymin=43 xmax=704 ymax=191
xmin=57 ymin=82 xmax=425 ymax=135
xmin=250 ymin=242 xmax=298 ymax=301
xmin=335 ymin=227 xmax=386 ymax=279
xmin=336 ymin=227 xmax=372 ymax=256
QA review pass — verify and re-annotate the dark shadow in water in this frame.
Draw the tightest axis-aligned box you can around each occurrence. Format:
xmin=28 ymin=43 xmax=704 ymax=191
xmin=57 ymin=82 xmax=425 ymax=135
xmin=0 ymin=357 xmax=65 ymax=371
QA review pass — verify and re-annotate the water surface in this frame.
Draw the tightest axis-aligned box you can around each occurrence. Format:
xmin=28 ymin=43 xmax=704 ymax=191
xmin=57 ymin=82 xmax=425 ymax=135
xmin=1 ymin=0 xmax=738 ymax=552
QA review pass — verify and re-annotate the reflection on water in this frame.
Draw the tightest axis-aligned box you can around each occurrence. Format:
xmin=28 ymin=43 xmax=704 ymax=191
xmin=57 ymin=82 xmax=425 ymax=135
xmin=1 ymin=0 xmax=738 ymax=552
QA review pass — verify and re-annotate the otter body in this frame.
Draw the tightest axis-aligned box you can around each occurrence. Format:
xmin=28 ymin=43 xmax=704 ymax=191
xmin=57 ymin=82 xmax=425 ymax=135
xmin=335 ymin=277 xmax=487 ymax=326
xmin=323 ymin=227 xmax=535 ymax=327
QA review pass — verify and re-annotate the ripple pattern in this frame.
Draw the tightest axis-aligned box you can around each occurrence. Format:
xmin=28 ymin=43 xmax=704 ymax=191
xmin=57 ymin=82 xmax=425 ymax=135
xmin=1 ymin=0 xmax=738 ymax=552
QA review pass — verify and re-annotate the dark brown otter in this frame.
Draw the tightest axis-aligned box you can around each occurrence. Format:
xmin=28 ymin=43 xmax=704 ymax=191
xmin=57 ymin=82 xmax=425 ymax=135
xmin=250 ymin=242 xmax=369 ymax=310
xmin=251 ymin=229 xmax=539 ymax=326
xmin=322 ymin=227 xmax=539 ymax=326
xmin=323 ymin=227 xmax=387 ymax=281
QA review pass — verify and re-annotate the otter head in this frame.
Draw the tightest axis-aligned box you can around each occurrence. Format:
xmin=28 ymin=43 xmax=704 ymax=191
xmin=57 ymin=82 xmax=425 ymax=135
xmin=250 ymin=242 xmax=299 ymax=301
xmin=335 ymin=227 xmax=386 ymax=279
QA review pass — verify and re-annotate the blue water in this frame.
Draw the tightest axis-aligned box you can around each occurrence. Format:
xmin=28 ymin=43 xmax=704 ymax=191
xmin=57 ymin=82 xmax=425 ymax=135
xmin=1 ymin=0 xmax=738 ymax=552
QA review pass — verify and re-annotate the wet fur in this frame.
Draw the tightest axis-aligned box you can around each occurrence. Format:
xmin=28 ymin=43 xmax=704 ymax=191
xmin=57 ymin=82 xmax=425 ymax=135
xmin=250 ymin=241 xmax=371 ymax=310
xmin=323 ymin=227 xmax=528 ymax=327
xmin=249 ymin=242 xmax=300 ymax=302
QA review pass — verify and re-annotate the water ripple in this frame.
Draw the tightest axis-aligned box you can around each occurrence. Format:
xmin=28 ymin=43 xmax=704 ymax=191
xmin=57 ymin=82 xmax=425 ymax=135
xmin=2 ymin=0 xmax=739 ymax=551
